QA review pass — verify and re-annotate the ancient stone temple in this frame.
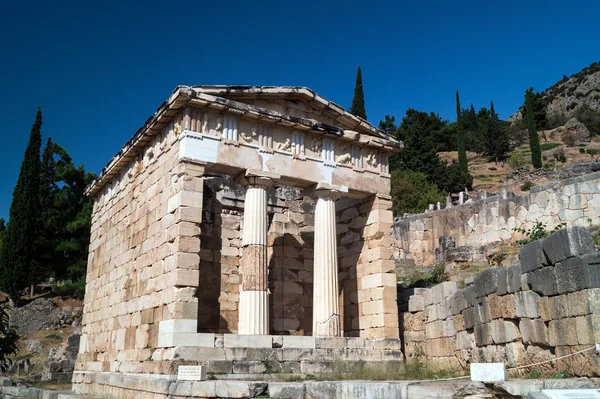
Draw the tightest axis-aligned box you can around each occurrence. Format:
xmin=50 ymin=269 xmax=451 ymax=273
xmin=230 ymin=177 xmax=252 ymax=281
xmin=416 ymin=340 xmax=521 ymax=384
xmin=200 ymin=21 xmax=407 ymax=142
xmin=73 ymin=86 xmax=403 ymax=397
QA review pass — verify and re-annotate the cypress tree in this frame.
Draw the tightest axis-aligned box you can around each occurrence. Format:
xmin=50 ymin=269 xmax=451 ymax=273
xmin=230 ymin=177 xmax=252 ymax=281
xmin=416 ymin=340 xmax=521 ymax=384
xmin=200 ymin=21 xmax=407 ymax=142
xmin=349 ymin=66 xmax=367 ymax=120
xmin=525 ymin=89 xmax=543 ymax=168
xmin=456 ymin=90 xmax=468 ymax=173
xmin=0 ymin=109 xmax=43 ymax=297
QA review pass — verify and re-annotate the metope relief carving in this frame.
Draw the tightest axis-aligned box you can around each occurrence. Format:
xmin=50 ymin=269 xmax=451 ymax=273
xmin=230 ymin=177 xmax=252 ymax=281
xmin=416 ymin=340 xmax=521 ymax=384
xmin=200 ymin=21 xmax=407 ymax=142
xmin=365 ymin=151 xmax=378 ymax=168
xmin=310 ymin=137 xmax=322 ymax=154
xmin=336 ymin=143 xmax=351 ymax=165
xmin=201 ymin=113 xmax=209 ymax=134
xmin=240 ymin=126 xmax=257 ymax=143
xmin=277 ymin=137 xmax=292 ymax=151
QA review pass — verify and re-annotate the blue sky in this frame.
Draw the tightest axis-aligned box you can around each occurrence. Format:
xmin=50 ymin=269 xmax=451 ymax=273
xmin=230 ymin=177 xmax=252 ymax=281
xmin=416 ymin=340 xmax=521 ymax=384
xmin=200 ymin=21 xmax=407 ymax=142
xmin=1 ymin=0 xmax=599 ymax=220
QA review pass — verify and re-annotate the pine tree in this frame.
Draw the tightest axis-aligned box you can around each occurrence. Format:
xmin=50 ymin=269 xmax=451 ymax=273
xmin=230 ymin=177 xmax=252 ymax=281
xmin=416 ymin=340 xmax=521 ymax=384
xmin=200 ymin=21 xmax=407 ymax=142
xmin=349 ymin=66 xmax=367 ymax=120
xmin=487 ymin=101 xmax=510 ymax=161
xmin=0 ymin=109 xmax=43 ymax=297
xmin=525 ymin=88 xmax=543 ymax=168
xmin=456 ymin=90 xmax=468 ymax=173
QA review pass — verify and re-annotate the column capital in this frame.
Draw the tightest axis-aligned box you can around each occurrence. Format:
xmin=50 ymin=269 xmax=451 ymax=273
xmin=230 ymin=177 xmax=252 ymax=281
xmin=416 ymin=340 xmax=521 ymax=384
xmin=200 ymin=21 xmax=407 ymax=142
xmin=235 ymin=169 xmax=280 ymax=189
xmin=307 ymin=182 xmax=348 ymax=201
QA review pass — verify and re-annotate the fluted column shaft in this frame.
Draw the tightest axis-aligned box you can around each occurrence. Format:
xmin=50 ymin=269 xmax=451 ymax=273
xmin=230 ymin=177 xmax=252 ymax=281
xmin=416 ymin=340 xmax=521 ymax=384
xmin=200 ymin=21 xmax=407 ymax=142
xmin=312 ymin=188 xmax=342 ymax=337
xmin=238 ymin=175 xmax=274 ymax=335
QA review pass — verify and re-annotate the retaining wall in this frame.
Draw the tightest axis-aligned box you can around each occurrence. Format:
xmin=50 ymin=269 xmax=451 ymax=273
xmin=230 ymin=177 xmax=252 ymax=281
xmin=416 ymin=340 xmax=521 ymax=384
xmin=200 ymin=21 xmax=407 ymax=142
xmin=394 ymin=172 xmax=600 ymax=266
xmin=401 ymin=226 xmax=600 ymax=377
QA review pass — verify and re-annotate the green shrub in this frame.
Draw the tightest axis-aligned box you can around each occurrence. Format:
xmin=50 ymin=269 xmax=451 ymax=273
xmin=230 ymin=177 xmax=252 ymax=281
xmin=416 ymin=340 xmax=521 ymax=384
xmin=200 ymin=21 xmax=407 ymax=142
xmin=391 ymin=169 xmax=446 ymax=215
xmin=586 ymin=148 xmax=599 ymax=157
xmin=52 ymin=280 xmax=86 ymax=299
xmin=521 ymin=181 xmax=534 ymax=191
xmin=540 ymin=142 xmax=560 ymax=152
xmin=580 ymin=148 xmax=586 ymax=153
xmin=507 ymin=152 xmax=528 ymax=169
xmin=513 ymin=222 xmax=567 ymax=246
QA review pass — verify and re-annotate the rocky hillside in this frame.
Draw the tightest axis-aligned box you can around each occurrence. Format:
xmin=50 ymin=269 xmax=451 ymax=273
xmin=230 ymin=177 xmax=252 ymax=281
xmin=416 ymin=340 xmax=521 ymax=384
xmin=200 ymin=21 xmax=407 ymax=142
xmin=509 ymin=61 xmax=600 ymax=123
xmin=545 ymin=62 xmax=600 ymax=119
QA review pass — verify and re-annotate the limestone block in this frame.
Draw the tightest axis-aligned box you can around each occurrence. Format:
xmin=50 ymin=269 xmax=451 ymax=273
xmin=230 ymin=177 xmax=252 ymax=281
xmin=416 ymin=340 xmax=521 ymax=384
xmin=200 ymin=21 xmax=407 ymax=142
xmin=547 ymin=295 xmax=568 ymax=320
xmin=426 ymin=321 xmax=444 ymax=340
xmin=463 ymin=286 xmax=477 ymax=307
xmin=519 ymin=318 xmax=549 ymax=345
xmin=541 ymin=226 xmax=595 ymax=265
xmin=487 ymin=294 xmax=503 ymax=320
xmin=529 ymin=266 xmax=558 ymax=296
xmin=425 ymin=337 xmax=456 ymax=357
xmin=496 ymin=267 xmax=508 ymax=295
xmin=456 ymin=330 xmax=475 ymax=351
xmin=454 ymin=313 xmax=465 ymax=331
xmin=475 ymin=299 xmax=491 ymax=324
xmin=474 ymin=324 xmax=492 ymax=347
xmin=408 ymin=295 xmax=425 ymax=312
xmin=403 ymin=312 xmax=425 ymax=332
xmin=573 ymin=315 xmax=594 ymax=345
xmin=430 ymin=282 xmax=445 ymax=304
xmin=566 ymin=291 xmax=590 ymax=317
xmin=507 ymin=265 xmax=522 ymax=294
xmin=449 ymin=291 xmax=468 ymax=316
xmin=556 ymin=256 xmax=590 ymax=294
xmin=587 ymin=288 xmax=600 ymax=314
xmin=315 ymin=337 xmax=346 ymax=349
xmin=519 ymin=240 xmax=545 ymax=273
xmin=215 ymin=381 xmax=267 ymax=398
xmin=474 ymin=268 xmax=497 ymax=298
xmin=490 ymin=319 xmax=521 ymax=344
xmin=370 ymin=338 xmax=401 ymax=350
xmin=224 ymin=334 xmax=272 ymax=349
xmin=268 ymin=382 xmax=305 ymax=399
xmin=462 ymin=308 xmax=477 ymax=330
xmin=548 ymin=319 xmax=578 ymax=346
xmin=403 ymin=331 xmax=426 ymax=343
xmin=499 ymin=295 xmax=517 ymax=319
xmin=515 ymin=291 xmax=541 ymax=318
xmin=232 ymin=361 xmax=267 ymax=374
xmin=282 ymin=336 xmax=316 ymax=349
xmin=583 ymin=253 xmax=600 ymax=288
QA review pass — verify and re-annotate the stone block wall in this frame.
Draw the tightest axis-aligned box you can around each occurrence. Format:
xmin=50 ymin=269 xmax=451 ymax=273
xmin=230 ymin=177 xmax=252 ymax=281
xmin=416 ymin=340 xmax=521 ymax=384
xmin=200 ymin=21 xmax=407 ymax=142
xmin=395 ymin=172 xmax=600 ymax=266
xmin=401 ymin=226 xmax=600 ymax=376
xmin=76 ymin=121 xmax=205 ymax=376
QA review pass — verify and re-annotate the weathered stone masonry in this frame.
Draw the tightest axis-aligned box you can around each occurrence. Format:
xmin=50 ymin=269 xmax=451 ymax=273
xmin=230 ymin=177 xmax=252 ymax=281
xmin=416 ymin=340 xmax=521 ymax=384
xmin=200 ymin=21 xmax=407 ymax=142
xmin=401 ymin=226 xmax=600 ymax=377
xmin=74 ymin=86 xmax=403 ymax=397
xmin=395 ymin=172 xmax=600 ymax=266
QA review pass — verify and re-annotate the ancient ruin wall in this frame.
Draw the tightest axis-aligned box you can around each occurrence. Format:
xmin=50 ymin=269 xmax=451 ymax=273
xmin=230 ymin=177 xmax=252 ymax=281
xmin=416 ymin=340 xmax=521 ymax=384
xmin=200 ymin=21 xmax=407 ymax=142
xmin=395 ymin=172 xmax=600 ymax=266
xmin=77 ymin=123 xmax=187 ymax=375
xmin=401 ymin=227 xmax=600 ymax=376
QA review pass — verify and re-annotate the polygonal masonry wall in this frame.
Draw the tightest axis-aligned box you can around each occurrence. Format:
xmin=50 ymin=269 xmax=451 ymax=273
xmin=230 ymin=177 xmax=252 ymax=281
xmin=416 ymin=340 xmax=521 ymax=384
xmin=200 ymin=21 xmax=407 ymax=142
xmin=75 ymin=86 xmax=403 ymax=396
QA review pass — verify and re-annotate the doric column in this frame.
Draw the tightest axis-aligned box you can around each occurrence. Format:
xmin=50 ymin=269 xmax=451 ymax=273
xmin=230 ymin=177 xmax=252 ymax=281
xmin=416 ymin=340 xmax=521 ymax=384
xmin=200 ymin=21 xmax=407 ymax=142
xmin=311 ymin=183 xmax=346 ymax=337
xmin=237 ymin=170 xmax=278 ymax=335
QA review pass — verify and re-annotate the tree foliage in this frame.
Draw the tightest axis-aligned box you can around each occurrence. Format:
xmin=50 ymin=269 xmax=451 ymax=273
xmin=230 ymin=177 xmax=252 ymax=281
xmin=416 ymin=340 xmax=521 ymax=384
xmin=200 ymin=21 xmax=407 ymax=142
xmin=390 ymin=169 xmax=446 ymax=215
xmin=349 ymin=66 xmax=367 ymax=120
xmin=525 ymin=88 xmax=543 ymax=168
xmin=385 ymin=108 xmax=472 ymax=213
xmin=0 ymin=109 xmax=43 ymax=297
xmin=521 ymin=87 xmax=547 ymax=131
xmin=456 ymin=90 xmax=468 ymax=173
xmin=0 ymin=111 xmax=96 ymax=299
xmin=38 ymin=140 xmax=96 ymax=281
